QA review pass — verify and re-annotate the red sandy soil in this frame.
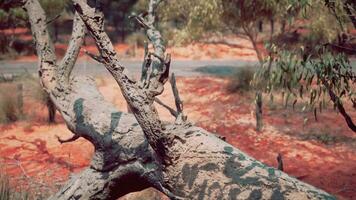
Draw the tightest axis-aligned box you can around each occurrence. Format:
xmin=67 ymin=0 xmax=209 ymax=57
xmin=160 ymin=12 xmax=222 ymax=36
xmin=2 ymin=28 xmax=258 ymax=61
xmin=13 ymin=39 xmax=258 ymax=62
xmin=1 ymin=77 xmax=356 ymax=199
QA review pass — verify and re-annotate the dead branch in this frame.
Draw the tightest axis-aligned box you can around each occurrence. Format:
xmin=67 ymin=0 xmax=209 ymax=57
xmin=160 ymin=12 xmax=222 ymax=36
xmin=277 ymin=153 xmax=284 ymax=171
xmin=155 ymin=97 xmax=178 ymax=117
xmin=56 ymin=134 xmax=80 ymax=144
xmin=59 ymin=12 xmax=86 ymax=82
xmin=46 ymin=13 xmax=61 ymax=25
xmin=170 ymin=73 xmax=183 ymax=114
xmin=83 ymin=49 xmax=105 ymax=64
xmin=72 ymin=0 xmax=172 ymax=157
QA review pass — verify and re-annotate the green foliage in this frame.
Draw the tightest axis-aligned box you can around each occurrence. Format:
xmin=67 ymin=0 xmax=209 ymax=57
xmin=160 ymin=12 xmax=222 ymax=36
xmin=101 ymin=0 xmax=139 ymax=42
xmin=255 ymin=46 xmax=355 ymax=127
xmin=195 ymin=66 xmax=239 ymax=77
xmin=158 ymin=0 xmax=223 ymax=43
xmin=160 ymin=0 xmax=309 ymax=42
xmin=227 ymin=66 xmax=256 ymax=93
xmin=303 ymin=133 xmax=338 ymax=145
xmin=0 ymin=7 xmax=27 ymax=28
xmin=125 ymin=32 xmax=147 ymax=47
xmin=301 ymin=0 xmax=347 ymax=46
xmin=0 ymin=6 xmax=29 ymax=57
xmin=299 ymin=130 xmax=356 ymax=145
xmin=39 ymin=0 xmax=70 ymax=18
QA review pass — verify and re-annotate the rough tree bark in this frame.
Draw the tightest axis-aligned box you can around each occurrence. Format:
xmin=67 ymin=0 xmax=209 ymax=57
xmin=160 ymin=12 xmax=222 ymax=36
xmin=18 ymin=0 xmax=337 ymax=199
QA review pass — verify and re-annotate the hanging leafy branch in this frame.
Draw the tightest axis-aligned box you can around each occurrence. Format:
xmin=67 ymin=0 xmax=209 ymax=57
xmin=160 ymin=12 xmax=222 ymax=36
xmin=254 ymin=46 xmax=356 ymax=132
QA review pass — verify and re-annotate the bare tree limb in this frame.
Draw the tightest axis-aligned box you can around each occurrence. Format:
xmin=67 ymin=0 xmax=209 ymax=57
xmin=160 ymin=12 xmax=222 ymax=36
xmin=170 ymin=73 xmax=183 ymax=114
xmin=72 ymin=0 xmax=173 ymax=158
xmin=140 ymin=41 xmax=151 ymax=83
xmin=56 ymin=134 xmax=80 ymax=144
xmin=83 ymin=49 xmax=105 ymax=64
xmin=277 ymin=153 xmax=284 ymax=171
xmin=155 ymin=97 xmax=178 ymax=118
xmin=59 ymin=12 xmax=86 ymax=82
xmin=322 ymin=79 xmax=356 ymax=132
xmin=23 ymin=0 xmax=57 ymax=91
xmin=132 ymin=0 xmax=168 ymax=96
xmin=46 ymin=13 xmax=61 ymax=25
xmin=169 ymin=73 xmax=187 ymax=123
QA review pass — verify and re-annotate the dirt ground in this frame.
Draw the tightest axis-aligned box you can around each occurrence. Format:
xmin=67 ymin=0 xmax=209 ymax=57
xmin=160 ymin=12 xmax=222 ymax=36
xmin=1 ymin=76 xmax=356 ymax=199
xmin=1 ymin=27 xmax=356 ymax=199
xmin=1 ymin=27 xmax=258 ymax=62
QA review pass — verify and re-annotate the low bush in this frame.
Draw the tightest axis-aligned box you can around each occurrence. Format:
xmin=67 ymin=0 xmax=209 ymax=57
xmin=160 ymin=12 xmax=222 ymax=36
xmin=0 ymin=84 xmax=21 ymax=123
xmin=125 ymin=32 xmax=147 ymax=47
xmin=0 ymin=73 xmax=50 ymax=124
xmin=226 ymin=66 xmax=256 ymax=93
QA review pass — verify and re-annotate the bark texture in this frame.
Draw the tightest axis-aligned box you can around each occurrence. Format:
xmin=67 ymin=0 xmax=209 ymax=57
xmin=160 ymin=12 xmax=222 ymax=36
xmin=20 ymin=0 xmax=337 ymax=199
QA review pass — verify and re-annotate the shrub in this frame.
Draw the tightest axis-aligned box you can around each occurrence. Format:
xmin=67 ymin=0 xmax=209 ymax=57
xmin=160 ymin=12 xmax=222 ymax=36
xmin=125 ymin=32 xmax=147 ymax=47
xmin=227 ymin=66 xmax=256 ymax=93
xmin=0 ymin=73 xmax=50 ymax=124
xmin=0 ymin=84 xmax=21 ymax=123
xmin=0 ymin=170 xmax=30 ymax=200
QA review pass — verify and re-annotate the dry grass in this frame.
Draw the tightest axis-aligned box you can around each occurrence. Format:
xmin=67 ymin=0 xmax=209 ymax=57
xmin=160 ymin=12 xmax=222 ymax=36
xmin=0 ymin=169 xmax=30 ymax=200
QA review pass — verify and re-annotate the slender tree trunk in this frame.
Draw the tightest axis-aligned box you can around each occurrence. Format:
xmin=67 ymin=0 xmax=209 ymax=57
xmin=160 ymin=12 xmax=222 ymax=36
xmin=258 ymin=20 xmax=263 ymax=32
xmin=270 ymin=18 xmax=274 ymax=38
xmin=17 ymin=83 xmax=23 ymax=117
xmin=255 ymin=91 xmax=263 ymax=131
xmin=281 ymin=19 xmax=286 ymax=34
xmin=47 ymin=97 xmax=56 ymax=123
xmin=242 ymin=25 xmax=264 ymax=132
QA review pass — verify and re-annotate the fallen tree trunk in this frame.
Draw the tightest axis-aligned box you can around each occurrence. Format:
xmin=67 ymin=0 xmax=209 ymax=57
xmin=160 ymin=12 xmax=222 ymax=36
xmin=17 ymin=0 xmax=337 ymax=199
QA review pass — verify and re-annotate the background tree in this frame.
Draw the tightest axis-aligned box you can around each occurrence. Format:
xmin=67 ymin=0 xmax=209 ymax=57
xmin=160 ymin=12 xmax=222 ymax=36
xmin=100 ymin=0 xmax=139 ymax=42
xmin=160 ymin=0 xmax=355 ymax=132
xmin=0 ymin=5 xmax=27 ymax=57
xmin=254 ymin=0 xmax=356 ymax=132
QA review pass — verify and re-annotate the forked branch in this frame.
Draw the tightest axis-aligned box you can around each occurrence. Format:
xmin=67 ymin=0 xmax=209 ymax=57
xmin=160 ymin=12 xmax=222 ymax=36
xmin=59 ymin=12 xmax=86 ymax=82
xmin=72 ymin=0 xmax=174 ymax=157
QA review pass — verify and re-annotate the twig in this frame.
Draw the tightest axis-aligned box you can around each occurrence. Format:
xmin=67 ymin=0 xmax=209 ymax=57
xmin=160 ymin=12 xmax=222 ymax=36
xmin=46 ymin=13 xmax=61 ymax=25
xmin=170 ymin=73 xmax=183 ymax=113
xmin=130 ymin=15 xmax=150 ymax=29
xmin=169 ymin=73 xmax=187 ymax=123
xmin=277 ymin=153 xmax=284 ymax=171
xmin=159 ymin=53 xmax=171 ymax=84
xmin=84 ymin=50 xmax=105 ymax=64
xmin=7 ymin=158 xmax=51 ymax=189
xmin=155 ymin=98 xmax=178 ymax=117
xmin=141 ymin=42 xmax=151 ymax=84
xmin=56 ymin=134 xmax=80 ymax=144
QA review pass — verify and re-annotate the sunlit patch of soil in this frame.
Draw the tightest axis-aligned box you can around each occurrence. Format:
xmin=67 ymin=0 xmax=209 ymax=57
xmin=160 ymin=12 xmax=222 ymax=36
xmin=11 ymin=31 xmax=259 ymax=62
xmin=1 ymin=76 xmax=356 ymax=199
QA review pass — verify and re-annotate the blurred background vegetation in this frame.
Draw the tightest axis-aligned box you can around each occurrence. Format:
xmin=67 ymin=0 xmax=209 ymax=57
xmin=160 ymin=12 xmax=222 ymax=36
xmin=0 ymin=0 xmax=354 ymax=57
xmin=0 ymin=0 xmax=355 ymax=199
